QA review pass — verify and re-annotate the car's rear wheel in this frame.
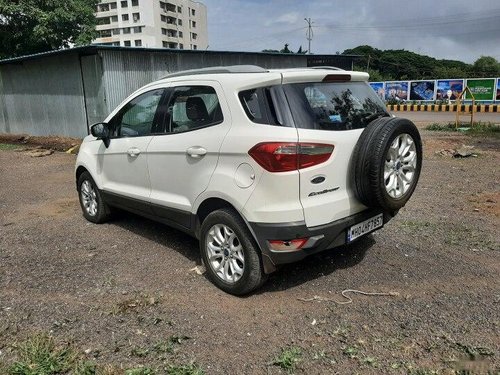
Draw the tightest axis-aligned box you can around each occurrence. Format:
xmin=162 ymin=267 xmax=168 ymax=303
xmin=352 ymin=117 xmax=422 ymax=211
xmin=77 ymin=171 xmax=111 ymax=223
xmin=200 ymin=208 xmax=267 ymax=295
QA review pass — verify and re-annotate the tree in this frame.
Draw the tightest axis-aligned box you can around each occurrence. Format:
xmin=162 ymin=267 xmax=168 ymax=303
xmin=0 ymin=0 xmax=98 ymax=59
xmin=342 ymin=45 xmax=471 ymax=80
xmin=280 ymin=43 xmax=292 ymax=54
xmin=262 ymin=44 xmax=307 ymax=54
xmin=471 ymin=56 xmax=500 ymax=77
xmin=296 ymin=46 xmax=307 ymax=54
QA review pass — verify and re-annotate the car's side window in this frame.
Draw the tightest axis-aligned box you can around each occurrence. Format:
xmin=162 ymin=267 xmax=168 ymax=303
xmin=239 ymin=87 xmax=281 ymax=126
xmin=165 ymin=86 xmax=223 ymax=133
xmin=110 ymin=89 xmax=165 ymax=137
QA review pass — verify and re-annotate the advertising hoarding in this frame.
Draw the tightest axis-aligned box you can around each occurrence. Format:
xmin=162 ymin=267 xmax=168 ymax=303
xmin=369 ymin=82 xmax=385 ymax=101
xmin=436 ymin=79 xmax=464 ymax=100
xmin=496 ymin=78 xmax=500 ymax=101
xmin=410 ymin=81 xmax=435 ymax=101
xmin=465 ymin=78 xmax=495 ymax=101
xmin=385 ymin=82 xmax=408 ymax=101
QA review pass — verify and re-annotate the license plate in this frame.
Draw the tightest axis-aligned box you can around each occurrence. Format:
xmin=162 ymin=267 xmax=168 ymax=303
xmin=347 ymin=214 xmax=384 ymax=243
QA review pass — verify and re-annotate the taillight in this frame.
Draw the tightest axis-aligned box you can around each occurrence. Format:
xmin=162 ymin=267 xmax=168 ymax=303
xmin=268 ymin=238 xmax=308 ymax=251
xmin=248 ymin=142 xmax=334 ymax=172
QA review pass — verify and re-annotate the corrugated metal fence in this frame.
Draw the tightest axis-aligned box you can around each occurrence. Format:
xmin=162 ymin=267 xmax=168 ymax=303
xmin=0 ymin=46 xmax=355 ymax=138
xmin=0 ymin=53 xmax=88 ymax=137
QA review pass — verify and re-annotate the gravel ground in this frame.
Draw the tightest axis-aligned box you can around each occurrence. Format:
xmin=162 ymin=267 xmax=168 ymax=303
xmin=0 ymin=129 xmax=498 ymax=374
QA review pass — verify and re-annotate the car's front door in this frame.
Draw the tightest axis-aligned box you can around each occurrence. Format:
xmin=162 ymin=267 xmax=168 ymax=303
xmin=97 ymin=87 xmax=167 ymax=212
xmin=146 ymin=82 xmax=230 ymax=228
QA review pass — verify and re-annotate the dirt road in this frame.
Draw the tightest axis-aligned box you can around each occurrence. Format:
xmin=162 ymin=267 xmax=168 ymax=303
xmin=0 ymin=129 xmax=499 ymax=374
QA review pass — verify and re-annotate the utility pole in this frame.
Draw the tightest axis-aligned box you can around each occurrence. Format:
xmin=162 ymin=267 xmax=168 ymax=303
xmin=304 ymin=18 xmax=314 ymax=54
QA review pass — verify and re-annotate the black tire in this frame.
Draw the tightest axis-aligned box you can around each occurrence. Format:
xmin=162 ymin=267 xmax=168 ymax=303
xmin=200 ymin=208 xmax=267 ymax=295
xmin=77 ymin=171 xmax=111 ymax=224
xmin=351 ymin=117 xmax=422 ymax=211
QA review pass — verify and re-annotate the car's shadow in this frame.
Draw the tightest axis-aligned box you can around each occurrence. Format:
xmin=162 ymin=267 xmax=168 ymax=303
xmin=110 ymin=210 xmax=200 ymax=263
xmin=255 ymin=235 xmax=374 ymax=295
xmin=110 ymin=210 xmax=374 ymax=294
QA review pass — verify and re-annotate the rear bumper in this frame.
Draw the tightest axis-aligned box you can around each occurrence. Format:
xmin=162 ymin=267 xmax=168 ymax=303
xmin=248 ymin=208 xmax=396 ymax=273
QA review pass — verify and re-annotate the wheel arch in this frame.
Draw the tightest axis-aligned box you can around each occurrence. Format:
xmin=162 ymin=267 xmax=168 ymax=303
xmin=194 ymin=196 xmax=276 ymax=274
xmin=75 ymin=165 xmax=88 ymax=188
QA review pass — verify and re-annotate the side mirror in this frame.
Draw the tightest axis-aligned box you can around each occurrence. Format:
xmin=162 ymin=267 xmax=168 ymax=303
xmin=90 ymin=123 xmax=110 ymax=148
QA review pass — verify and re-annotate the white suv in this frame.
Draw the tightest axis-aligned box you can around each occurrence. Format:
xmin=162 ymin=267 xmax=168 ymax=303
xmin=75 ymin=65 xmax=422 ymax=295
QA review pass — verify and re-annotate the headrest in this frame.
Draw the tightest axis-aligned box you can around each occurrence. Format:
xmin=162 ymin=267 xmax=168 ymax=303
xmin=186 ymin=97 xmax=208 ymax=122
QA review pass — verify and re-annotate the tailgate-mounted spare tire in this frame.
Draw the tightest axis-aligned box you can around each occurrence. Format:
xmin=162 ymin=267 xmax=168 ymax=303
xmin=351 ymin=117 xmax=422 ymax=211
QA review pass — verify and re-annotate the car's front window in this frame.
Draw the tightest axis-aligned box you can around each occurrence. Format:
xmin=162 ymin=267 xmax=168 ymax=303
xmin=111 ymin=89 xmax=165 ymax=137
xmin=283 ymin=81 xmax=389 ymax=131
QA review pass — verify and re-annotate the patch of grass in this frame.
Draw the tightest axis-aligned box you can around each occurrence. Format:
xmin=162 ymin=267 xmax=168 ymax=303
xmin=0 ymin=143 xmax=21 ymax=150
xmin=130 ymin=347 xmax=149 ymax=358
xmin=342 ymin=345 xmax=359 ymax=359
xmin=426 ymin=122 xmax=500 ymax=136
xmin=272 ymin=347 xmax=301 ymax=373
xmin=8 ymin=334 xmax=77 ymax=375
xmin=74 ymin=361 xmax=100 ymax=375
xmin=166 ymin=363 xmax=204 ymax=375
xmin=125 ymin=367 xmax=156 ymax=375
xmin=153 ymin=335 xmax=190 ymax=356
xmin=408 ymin=369 xmax=439 ymax=375
xmin=362 ymin=355 xmax=377 ymax=367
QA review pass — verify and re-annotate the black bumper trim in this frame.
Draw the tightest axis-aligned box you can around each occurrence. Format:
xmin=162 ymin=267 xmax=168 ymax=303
xmin=249 ymin=208 xmax=395 ymax=273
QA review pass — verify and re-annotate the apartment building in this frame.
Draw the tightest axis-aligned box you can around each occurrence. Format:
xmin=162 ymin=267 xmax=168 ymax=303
xmin=94 ymin=0 xmax=207 ymax=50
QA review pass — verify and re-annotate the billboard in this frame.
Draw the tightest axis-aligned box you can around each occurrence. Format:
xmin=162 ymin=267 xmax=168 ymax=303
xmin=496 ymin=78 xmax=500 ymax=101
xmin=436 ymin=79 xmax=464 ymax=100
xmin=410 ymin=81 xmax=435 ymax=101
xmin=369 ymin=82 xmax=385 ymax=101
xmin=466 ymin=78 xmax=495 ymax=101
xmin=385 ymin=81 xmax=408 ymax=101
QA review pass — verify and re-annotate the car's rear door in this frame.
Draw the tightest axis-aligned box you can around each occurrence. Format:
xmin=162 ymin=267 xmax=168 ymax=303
xmin=146 ymin=81 xmax=231 ymax=229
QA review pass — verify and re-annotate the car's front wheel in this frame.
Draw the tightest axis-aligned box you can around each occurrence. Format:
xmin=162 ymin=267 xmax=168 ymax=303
xmin=77 ymin=171 xmax=111 ymax=224
xmin=200 ymin=208 xmax=267 ymax=295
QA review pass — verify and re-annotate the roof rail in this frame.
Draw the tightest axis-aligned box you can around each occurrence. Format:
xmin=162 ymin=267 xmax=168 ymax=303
xmin=309 ymin=66 xmax=345 ymax=71
xmin=163 ymin=65 xmax=268 ymax=79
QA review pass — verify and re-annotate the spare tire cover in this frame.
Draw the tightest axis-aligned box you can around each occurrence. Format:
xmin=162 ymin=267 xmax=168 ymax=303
xmin=351 ymin=116 xmax=423 ymax=211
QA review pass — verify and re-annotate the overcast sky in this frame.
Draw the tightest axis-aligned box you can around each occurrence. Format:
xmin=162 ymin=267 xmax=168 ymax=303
xmin=202 ymin=0 xmax=500 ymax=63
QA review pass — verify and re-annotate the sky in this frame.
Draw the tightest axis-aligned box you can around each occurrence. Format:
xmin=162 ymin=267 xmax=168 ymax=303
xmin=202 ymin=0 xmax=500 ymax=63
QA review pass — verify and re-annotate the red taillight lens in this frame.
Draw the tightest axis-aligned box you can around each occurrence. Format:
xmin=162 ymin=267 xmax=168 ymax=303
xmin=322 ymin=74 xmax=351 ymax=82
xmin=249 ymin=142 xmax=334 ymax=172
xmin=268 ymin=238 xmax=308 ymax=251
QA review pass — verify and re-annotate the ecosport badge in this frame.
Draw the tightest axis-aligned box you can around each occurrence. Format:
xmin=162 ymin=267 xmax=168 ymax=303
xmin=308 ymin=187 xmax=339 ymax=197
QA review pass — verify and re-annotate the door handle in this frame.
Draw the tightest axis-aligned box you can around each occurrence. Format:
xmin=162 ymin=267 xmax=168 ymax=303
xmin=186 ymin=146 xmax=207 ymax=158
xmin=127 ymin=148 xmax=141 ymax=157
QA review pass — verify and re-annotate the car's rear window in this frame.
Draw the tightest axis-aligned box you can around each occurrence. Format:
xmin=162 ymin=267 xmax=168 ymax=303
xmin=283 ymin=82 xmax=388 ymax=131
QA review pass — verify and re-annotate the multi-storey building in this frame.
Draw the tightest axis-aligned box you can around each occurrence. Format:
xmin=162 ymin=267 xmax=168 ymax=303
xmin=93 ymin=0 xmax=208 ymax=50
